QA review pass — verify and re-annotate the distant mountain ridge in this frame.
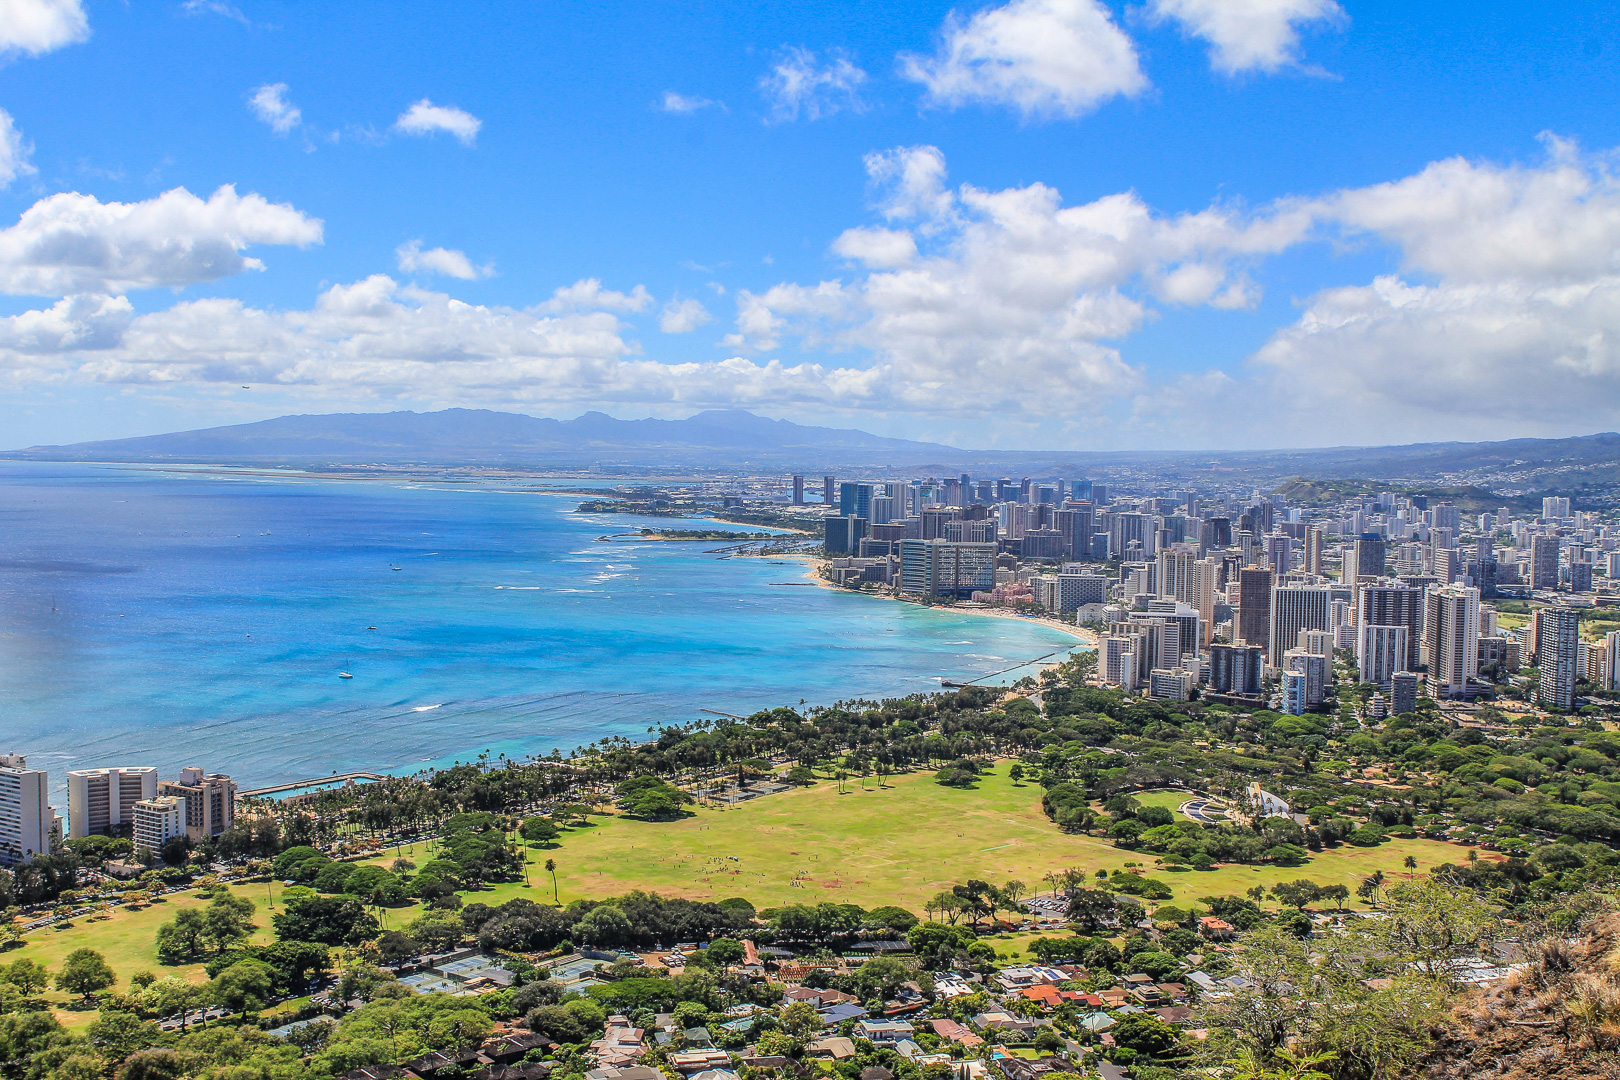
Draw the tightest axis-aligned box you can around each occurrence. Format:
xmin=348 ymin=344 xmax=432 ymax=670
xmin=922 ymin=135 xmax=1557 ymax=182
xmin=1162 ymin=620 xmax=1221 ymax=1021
xmin=4 ymin=408 xmax=959 ymax=467
xmin=8 ymin=410 xmax=1620 ymax=493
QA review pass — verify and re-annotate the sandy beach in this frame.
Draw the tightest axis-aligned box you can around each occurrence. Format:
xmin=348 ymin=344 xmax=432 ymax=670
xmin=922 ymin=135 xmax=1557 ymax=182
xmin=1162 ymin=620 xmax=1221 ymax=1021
xmin=773 ymin=552 xmax=1098 ymax=655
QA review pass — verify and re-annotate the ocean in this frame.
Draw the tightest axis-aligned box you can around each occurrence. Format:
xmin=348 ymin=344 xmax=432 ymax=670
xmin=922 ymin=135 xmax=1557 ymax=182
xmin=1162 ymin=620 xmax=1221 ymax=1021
xmin=0 ymin=461 xmax=1084 ymax=802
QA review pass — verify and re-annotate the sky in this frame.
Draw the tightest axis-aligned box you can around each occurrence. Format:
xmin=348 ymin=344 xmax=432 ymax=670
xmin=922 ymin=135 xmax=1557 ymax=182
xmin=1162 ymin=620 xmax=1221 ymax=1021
xmin=2 ymin=0 xmax=1620 ymax=451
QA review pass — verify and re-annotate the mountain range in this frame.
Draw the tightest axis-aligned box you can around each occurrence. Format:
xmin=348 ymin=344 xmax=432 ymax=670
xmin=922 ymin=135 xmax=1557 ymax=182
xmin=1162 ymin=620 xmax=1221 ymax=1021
xmin=8 ymin=410 xmax=1620 ymax=494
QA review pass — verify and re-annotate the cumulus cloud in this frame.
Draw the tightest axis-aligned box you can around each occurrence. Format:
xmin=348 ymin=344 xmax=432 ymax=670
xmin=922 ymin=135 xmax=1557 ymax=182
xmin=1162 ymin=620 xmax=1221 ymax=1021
xmin=248 ymin=83 xmax=301 ymax=135
xmin=831 ymin=227 xmax=918 ymax=269
xmin=658 ymin=298 xmax=712 ymax=334
xmin=1243 ymin=138 xmax=1620 ymax=441
xmin=661 ymin=91 xmax=720 ymax=114
xmin=393 ymin=99 xmax=482 ymax=145
xmin=0 ymin=184 xmax=323 ymax=295
xmin=536 ymin=278 xmax=652 ymax=314
xmin=1147 ymin=0 xmax=1346 ymax=75
xmin=395 ymin=239 xmax=491 ymax=281
xmin=721 ymin=144 xmax=1307 ymax=414
xmin=0 ymin=274 xmax=903 ymax=416
xmin=759 ymin=47 xmax=867 ymax=122
xmin=900 ymin=0 xmax=1145 ymax=118
xmin=0 ymin=109 xmax=34 ymax=187
xmin=0 ymin=0 xmax=88 ymax=58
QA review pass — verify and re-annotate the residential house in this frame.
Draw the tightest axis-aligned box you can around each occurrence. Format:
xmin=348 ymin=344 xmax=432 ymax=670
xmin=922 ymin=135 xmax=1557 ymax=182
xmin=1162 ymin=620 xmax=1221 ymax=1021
xmin=968 ymin=1012 xmax=1034 ymax=1036
xmin=807 ymin=1037 xmax=858 ymax=1061
xmin=854 ymin=1020 xmax=915 ymax=1045
xmin=929 ymin=1019 xmax=984 ymax=1049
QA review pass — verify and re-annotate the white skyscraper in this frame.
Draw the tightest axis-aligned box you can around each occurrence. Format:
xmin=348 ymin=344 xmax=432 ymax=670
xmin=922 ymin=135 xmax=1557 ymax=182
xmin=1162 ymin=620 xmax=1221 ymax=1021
xmin=1357 ymin=624 xmax=1409 ymax=688
xmin=1423 ymin=584 xmax=1481 ymax=699
xmin=0 ymin=754 xmax=55 ymax=866
xmin=68 ymin=766 xmax=158 ymax=839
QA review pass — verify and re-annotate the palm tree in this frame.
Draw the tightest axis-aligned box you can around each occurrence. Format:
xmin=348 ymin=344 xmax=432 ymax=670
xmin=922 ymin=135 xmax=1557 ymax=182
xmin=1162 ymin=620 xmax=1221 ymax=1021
xmin=545 ymin=858 xmax=559 ymax=904
xmin=1403 ymin=855 xmax=1418 ymax=880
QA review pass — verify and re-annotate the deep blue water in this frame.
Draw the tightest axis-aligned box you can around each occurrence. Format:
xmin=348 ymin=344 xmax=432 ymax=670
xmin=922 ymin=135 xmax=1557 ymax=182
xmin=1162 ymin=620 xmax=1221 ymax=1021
xmin=0 ymin=462 xmax=1081 ymax=802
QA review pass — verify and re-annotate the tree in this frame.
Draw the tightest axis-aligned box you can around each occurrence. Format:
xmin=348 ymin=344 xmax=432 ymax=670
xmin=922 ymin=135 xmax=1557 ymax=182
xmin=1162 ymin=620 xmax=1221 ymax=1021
xmin=781 ymin=1001 xmax=822 ymax=1038
xmin=520 ymin=818 xmax=560 ymax=846
xmin=56 ymin=948 xmax=116 ymax=1001
xmin=704 ymin=938 xmax=745 ymax=965
xmin=545 ymin=858 xmax=559 ymax=904
xmin=207 ymin=959 xmax=277 ymax=1020
xmin=1111 ymin=1013 xmax=1179 ymax=1056
xmin=202 ymin=893 xmax=256 ymax=952
xmin=2 ymin=959 xmax=49 ymax=995
xmin=272 ymin=896 xmax=380 ymax=947
xmin=1403 ymin=855 xmax=1418 ymax=880
xmin=1360 ymin=878 xmax=1498 ymax=983
xmin=156 ymin=907 xmax=208 ymax=963
xmin=1009 ymin=763 xmax=1026 ymax=784
xmin=1066 ymin=888 xmax=1118 ymax=932
xmin=1269 ymin=880 xmax=1321 ymax=910
xmin=527 ymin=1004 xmax=587 ymax=1044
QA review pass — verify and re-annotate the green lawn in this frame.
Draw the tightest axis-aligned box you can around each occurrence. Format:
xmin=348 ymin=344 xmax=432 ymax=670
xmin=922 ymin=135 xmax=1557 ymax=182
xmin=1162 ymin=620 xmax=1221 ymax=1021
xmin=1126 ymin=789 xmax=1207 ymax=821
xmin=11 ymin=885 xmax=275 ymax=1030
xmin=382 ymin=763 xmax=1477 ymax=915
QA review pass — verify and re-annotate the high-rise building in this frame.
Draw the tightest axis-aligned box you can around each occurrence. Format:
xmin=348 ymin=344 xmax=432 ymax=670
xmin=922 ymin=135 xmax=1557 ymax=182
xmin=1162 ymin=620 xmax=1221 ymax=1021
xmin=1570 ymin=559 xmax=1593 ymax=593
xmin=1423 ymin=584 xmax=1481 ymax=699
xmin=158 ymin=767 xmax=237 ymax=841
xmin=1390 ymin=671 xmax=1420 ymax=716
xmin=1531 ymin=535 xmax=1561 ymax=590
xmin=1237 ymin=567 xmax=1273 ymax=650
xmin=824 ymin=516 xmax=867 ymax=556
xmin=1268 ymin=585 xmax=1333 ymax=668
xmin=1284 ymin=648 xmax=1329 ymax=707
xmin=1357 ymin=624 xmax=1409 ymax=688
xmin=0 ymin=754 xmax=54 ymax=866
xmin=1207 ymin=643 xmax=1264 ymax=695
xmin=68 ymin=766 xmax=157 ymax=839
xmin=1304 ymin=526 xmax=1325 ymax=577
xmin=1344 ymin=533 xmax=1386 ymax=584
xmin=132 ymin=796 xmax=185 ymax=856
xmin=1192 ymin=558 xmax=1217 ymax=648
xmin=822 ymin=476 xmax=835 ymax=505
xmin=1054 ymin=505 xmax=1095 ymax=561
xmin=1157 ymin=549 xmax=1197 ymax=605
xmin=1281 ymin=670 xmax=1308 ymax=715
xmin=839 ymin=482 xmax=874 ymax=520
xmin=1543 ymin=496 xmax=1572 ymax=521
xmin=1265 ymin=533 xmax=1293 ymax=577
xmin=1535 ymin=607 xmax=1581 ymax=709
xmin=791 ymin=475 xmax=805 ymax=505
xmin=1605 ymin=629 xmax=1620 ymax=692
xmin=898 ymin=540 xmax=996 ymax=598
xmin=1356 ymin=583 xmax=1424 ymax=671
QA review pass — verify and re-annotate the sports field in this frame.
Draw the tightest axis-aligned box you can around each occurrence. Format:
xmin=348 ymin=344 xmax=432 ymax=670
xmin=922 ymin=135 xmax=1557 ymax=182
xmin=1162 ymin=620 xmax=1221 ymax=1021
xmin=388 ymin=762 xmax=1475 ymax=913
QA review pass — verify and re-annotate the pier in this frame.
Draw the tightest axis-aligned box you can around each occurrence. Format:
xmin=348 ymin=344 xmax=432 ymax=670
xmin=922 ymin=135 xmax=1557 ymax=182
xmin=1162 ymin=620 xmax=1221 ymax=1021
xmin=239 ymin=771 xmax=388 ymax=798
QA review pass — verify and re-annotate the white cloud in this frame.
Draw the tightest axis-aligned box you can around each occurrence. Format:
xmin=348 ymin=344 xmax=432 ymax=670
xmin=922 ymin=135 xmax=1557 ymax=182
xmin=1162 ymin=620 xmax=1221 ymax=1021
xmin=661 ymin=92 xmax=720 ymax=114
xmin=537 ymin=278 xmax=652 ymax=314
xmin=0 ymin=108 xmax=34 ymax=187
xmin=831 ymin=227 xmax=918 ymax=269
xmin=0 ymin=292 xmax=131 ymax=353
xmin=395 ymin=239 xmax=491 ymax=281
xmin=393 ymin=99 xmax=482 ymax=146
xmin=658 ymin=298 xmax=712 ymax=334
xmin=248 ymin=83 xmax=301 ymax=135
xmin=0 ymin=184 xmax=323 ymax=295
xmin=181 ymin=0 xmax=250 ymax=25
xmin=1147 ymin=0 xmax=1345 ymax=75
xmin=900 ymin=0 xmax=1145 ymax=118
xmin=1242 ymin=139 xmax=1620 ymax=442
xmin=722 ymin=145 xmax=1307 ymax=415
xmin=759 ymin=47 xmax=867 ymax=122
xmin=0 ymin=0 xmax=88 ymax=58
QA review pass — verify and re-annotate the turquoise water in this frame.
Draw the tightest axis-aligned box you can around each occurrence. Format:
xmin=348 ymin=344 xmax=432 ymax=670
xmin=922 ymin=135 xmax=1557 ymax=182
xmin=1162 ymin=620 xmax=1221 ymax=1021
xmin=0 ymin=462 xmax=1082 ymax=802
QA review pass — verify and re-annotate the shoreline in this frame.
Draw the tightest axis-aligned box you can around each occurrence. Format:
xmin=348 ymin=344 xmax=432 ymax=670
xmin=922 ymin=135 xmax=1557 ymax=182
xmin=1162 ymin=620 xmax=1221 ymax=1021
xmin=777 ymin=552 xmax=1096 ymax=666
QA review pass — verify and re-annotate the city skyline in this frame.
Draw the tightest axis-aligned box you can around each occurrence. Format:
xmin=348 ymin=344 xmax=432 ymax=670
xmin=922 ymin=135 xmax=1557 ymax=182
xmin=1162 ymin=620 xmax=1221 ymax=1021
xmin=3 ymin=2 xmax=1620 ymax=450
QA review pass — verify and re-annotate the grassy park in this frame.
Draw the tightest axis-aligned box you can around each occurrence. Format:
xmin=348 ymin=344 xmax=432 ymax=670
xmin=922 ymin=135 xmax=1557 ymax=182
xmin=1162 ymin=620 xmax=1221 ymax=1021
xmin=375 ymin=762 xmax=1476 ymax=913
xmin=9 ymin=886 xmax=275 ymax=1030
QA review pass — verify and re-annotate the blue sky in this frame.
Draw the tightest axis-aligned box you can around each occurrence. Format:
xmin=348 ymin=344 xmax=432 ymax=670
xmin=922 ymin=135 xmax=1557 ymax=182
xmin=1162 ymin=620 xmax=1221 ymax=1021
xmin=3 ymin=0 xmax=1620 ymax=450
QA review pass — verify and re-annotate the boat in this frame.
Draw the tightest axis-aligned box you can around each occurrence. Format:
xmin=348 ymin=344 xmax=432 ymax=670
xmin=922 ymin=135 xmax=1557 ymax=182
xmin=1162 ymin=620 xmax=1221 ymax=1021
xmin=366 ymin=626 xmax=377 ymax=630
xmin=338 ymin=672 xmax=353 ymax=679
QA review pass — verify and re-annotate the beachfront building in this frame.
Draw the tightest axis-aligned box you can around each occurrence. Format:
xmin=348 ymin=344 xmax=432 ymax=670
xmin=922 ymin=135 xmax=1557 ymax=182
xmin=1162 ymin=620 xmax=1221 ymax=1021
xmin=132 ymin=795 xmax=185 ymax=856
xmin=898 ymin=539 xmax=996 ymax=599
xmin=0 ymin=754 xmax=55 ymax=866
xmin=158 ymin=767 xmax=237 ymax=841
xmin=68 ymin=766 xmax=158 ymax=839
